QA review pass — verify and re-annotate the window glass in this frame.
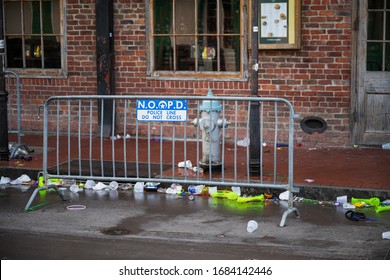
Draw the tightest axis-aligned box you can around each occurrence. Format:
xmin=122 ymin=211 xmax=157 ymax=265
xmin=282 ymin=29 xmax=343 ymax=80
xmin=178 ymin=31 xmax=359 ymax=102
xmin=151 ymin=0 xmax=243 ymax=78
xmin=368 ymin=0 xmax=384 ymax=9
xmin=367 ymin=12 xmax=383 ymax=40
xmin=366 ymin=42 xmax=383 ymax=71
xmin=4 ymin=0 xmax=64 ymax=72
xmin=386 ymin=43 xmax=390 ymax=71
xmin=387 ymin=12 xmax=390 ymax=40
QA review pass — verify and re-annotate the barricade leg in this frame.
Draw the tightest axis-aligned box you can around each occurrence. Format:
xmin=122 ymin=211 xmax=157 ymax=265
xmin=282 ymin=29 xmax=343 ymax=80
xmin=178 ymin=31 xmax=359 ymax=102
xmin=279 ymin=207 xmax=301 ymax=227
xmin=24 ymin=186 xmax=67 ymax=211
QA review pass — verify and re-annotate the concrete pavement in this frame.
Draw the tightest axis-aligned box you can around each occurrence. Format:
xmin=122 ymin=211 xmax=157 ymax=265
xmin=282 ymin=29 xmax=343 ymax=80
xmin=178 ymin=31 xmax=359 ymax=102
xmin=0 ymin=185 xmax=390 ymax=260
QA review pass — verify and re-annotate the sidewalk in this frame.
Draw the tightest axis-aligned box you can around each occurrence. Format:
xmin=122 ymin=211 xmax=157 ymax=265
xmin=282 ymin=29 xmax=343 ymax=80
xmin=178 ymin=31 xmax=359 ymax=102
xmin=1 ymin=133 xmax=389 ymax=200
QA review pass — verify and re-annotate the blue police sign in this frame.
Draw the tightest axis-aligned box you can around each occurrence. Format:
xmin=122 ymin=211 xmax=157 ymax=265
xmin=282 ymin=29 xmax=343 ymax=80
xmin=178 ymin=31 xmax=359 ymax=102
xmin=136 ymin=100 xmax=188 ymax=122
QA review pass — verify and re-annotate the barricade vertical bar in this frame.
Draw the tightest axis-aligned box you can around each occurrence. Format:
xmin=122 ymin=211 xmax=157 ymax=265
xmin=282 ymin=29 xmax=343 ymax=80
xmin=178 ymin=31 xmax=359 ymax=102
xmin=208 ymin=96 xmax=212 ymax=180
xmin=233 ymin=100 xmax=238 ymax=181
xmin=43 ymin=100 xmax=49 ymax=181
xmin=273 ymin=103 xmax=278 ymax=184
xmin=195 ymin=100 xmax=201 ymax=181
xmin=172 ymin=123 xmax=176 ymax=180
xmin=221 ymin=100 xmax=226 ymax=180
xmin=67 ymin=100 xmax=71 ymax=176
xmin=100 ymin=99 xmax=104 ymax=177
xmin=111 ymin=100 xmax=116 ymax=177
xmin=89 ymin=100 xmax=93 ymax=176
xmin=123 ymin=100 xmax=128 ymax=178
xmin=56 ymin=102 xmax=60 ymax=175
xmin=183 ymin=116 xmax=188 ymax=181
xmin=246 ymin=101 xmax=251 ymax=181
xmin=147 ymin=122 xmax=151 ymax=178
xmin=260 ymin=101 xmax=264 ymax=184
xmin=159 ymin=123 xmax=163 ymax=176
xmin=78 ymin=100 xmax=82 ymax=176
xmin=136 ymin=117 xmax=139 ymax=178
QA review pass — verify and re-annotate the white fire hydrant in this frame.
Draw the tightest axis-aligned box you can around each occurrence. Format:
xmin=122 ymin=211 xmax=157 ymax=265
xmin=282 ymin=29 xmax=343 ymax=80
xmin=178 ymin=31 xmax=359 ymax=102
xmin=192 ymin=90 xmax=230 ymax=171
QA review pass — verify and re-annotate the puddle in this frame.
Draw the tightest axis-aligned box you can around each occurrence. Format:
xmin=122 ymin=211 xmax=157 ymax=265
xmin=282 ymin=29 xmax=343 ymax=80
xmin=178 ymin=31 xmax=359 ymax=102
xmin=101 ymin=227 xmax=135 ymax=236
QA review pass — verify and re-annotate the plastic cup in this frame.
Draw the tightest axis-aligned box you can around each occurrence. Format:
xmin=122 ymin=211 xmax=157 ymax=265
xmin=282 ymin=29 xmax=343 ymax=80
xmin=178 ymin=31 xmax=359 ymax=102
xmin=247 ymin=220 xmax=258 ymax=233
xmin=382 ymin=231 xmax=390 ymax=239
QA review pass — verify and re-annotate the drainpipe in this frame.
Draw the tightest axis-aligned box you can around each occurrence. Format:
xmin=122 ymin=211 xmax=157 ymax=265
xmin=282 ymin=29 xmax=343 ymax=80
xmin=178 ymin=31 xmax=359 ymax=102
xmin=249 ymin=0 xmax=260 ymax=175
xmin=96 ymin=0 xmax=115 ymax=137
xmin=0 ymin=0 xmax=10 ymax=161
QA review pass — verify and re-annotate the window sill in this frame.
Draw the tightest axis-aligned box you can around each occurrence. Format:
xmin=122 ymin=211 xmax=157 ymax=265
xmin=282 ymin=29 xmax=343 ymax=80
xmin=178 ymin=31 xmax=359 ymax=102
xmin=148 ymin=71 xmax=249 ymax=82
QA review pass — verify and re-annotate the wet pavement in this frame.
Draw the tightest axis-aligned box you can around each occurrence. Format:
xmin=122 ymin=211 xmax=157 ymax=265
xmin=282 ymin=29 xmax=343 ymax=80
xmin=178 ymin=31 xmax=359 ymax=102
xmin=1 ymin=185 xmax=390 ymax=260
xmin=1 ymin=134 xmax=390 ymax=260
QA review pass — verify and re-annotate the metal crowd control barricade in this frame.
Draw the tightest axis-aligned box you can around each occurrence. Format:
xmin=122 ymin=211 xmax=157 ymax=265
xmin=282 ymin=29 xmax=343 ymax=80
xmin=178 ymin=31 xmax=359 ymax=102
xmin=24 ymin=95 xmax=301 ymax=227
xmin=5 ymin=71 xmax=23 ymax=145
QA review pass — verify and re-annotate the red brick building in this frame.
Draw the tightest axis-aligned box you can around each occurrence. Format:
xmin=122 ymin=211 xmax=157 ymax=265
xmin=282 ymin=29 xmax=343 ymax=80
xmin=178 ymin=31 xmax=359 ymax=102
xmin=3 ymin=0 xmax=390 ymax=147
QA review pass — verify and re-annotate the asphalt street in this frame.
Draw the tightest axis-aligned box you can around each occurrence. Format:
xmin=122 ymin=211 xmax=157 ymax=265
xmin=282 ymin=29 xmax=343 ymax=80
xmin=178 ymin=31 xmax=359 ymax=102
xmin=1 ymin=184 xmax=390 ymax=260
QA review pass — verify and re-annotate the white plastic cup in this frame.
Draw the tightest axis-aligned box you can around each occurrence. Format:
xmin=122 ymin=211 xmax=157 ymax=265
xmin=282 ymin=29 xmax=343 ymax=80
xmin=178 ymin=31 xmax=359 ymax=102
xmin=382 ymin=231 xmax=390 ymax=239
xmin=336 ymin=195 xmax=347 ymax=204
xmin=247 ymin=220 xmax=258 ymax=233
xmin=382 ymin=143 xmax=390 ymax=150
xmin=70 ymin=184 xmax=80 ymax=193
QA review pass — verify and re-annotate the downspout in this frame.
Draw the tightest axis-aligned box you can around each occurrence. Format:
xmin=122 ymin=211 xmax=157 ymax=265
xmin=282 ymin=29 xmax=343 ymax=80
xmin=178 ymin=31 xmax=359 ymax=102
xmin=0 ymin=0 xmax=10 ymax=161
xmin=249 ymin=0 xmax=260 ymax=175
xmin=96 ymin=0 xmax=115 ymax=137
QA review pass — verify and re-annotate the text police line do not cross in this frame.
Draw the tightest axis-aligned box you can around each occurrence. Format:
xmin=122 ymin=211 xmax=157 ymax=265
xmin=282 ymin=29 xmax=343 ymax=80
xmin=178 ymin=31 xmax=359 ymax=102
xmin=136 ymin=100 xmax=188 ymax=122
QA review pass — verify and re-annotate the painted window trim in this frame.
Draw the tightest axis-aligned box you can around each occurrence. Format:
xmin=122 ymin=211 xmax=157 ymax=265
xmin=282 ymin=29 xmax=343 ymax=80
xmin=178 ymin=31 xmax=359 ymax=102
xmin=3 ymin=0 xmax=67 ymax=78
xmin=147 ymin=0 xmax=248 ymax=81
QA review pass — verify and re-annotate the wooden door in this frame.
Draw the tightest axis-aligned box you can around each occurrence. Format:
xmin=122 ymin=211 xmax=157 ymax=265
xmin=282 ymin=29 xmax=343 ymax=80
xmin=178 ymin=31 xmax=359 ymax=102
xmin=354 ymin=0 xmax=390 ymax=145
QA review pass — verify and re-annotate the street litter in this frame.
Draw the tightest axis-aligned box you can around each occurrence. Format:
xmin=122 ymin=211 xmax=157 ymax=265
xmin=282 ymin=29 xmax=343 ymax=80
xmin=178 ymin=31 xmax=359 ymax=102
xmin=211 ymin=191 xmax=239 ymax=200
xmin=231 ymin=186 xmax=241 ymax=196
xmin=10 ymin=174 xmax=31 ymax=185
xmin=66 ymin=205 xmax=87 ymax=210
xmin=178 ymin=160 xmax=192 ymax=169
xmin=343 ymin=202 xmax=356 ymax=209
xmin=237 ymin=137 xmax=249 ymax=147
xmin=345 ymin=210 xmax=376 ymax=222
xmin=382 ymin=231 xmax=390 ymax=239
xmin=165 ymin=183 xmax=183 ymax=194
xmin=376 ymin=205 xmax=390 ymax=213
xmin=70 ymin=184 xmax=82 ymax=193
xmin=351 ymin=197 xmax=380 ymax=207
xmin=188 ymin=185 xmax=205 ymax=195
xmin=134 ymin=182 xmax=145 ymax=192
xmin=192 ymin=166 xmax=204 ymax=173
xmin=9 ymin=143 xmax=34 ymax=159
xmin=22 ymin=202 xmax=48 ymax=212
xmin=304 ymin=179 xmax=315 ymax=183
xmin=279 ymin=190 xmax=289 ymax=200
xmin=109 ymin=134 xmax=131 ymax=140
xmin=247 ymin=220 xmax=258 ymax=233
xmin=237 ymin=195 xmax=264 ymax=203
xmin=0 ymin=176 xmax=11 ymax=185
xmin=208 ymin=186 xmax=217 ymax=195
xmin=382 ymin=143 xmax=390 ymax=149
xmin=336 ymin=195 xmax=347 ymax=204
xmin=382 ymin=199 xmax=390 ymax=206
xmin=84 ymin=180 xmax=96 ymax=189
xmin=145 ymin=182 xmax=160 ymax=191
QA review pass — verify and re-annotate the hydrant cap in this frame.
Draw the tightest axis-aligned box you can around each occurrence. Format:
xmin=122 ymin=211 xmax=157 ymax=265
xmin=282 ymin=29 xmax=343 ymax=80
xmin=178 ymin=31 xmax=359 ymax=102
xmin=200 ymin=89 xmax=222 ymax=111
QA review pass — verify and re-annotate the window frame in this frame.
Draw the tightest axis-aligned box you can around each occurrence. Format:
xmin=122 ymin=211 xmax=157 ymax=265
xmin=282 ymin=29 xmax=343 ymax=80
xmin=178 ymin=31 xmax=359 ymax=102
xmin=3 ymin=0 xmax=67 ymax=77
xmin=147 ymin=0 xmax=248 ymax=81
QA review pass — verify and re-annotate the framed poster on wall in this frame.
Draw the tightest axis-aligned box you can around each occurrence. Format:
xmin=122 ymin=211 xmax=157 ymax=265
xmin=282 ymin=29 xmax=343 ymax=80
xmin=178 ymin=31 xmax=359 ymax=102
xmin=256 ymin=0 xmax=301 ymax=49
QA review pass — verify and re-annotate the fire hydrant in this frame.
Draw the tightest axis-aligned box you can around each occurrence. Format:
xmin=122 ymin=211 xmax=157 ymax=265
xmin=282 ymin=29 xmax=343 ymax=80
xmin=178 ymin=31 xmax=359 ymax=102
xmin=192 ymin=90 xmax=230 ymax=171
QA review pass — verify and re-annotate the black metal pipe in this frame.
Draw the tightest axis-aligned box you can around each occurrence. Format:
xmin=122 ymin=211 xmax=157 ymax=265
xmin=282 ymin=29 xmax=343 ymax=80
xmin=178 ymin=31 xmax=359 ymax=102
xmin=249 ymin=0 xmax=260 ymax=175
xmin=0 ymin=0 xmax=10 ymax=161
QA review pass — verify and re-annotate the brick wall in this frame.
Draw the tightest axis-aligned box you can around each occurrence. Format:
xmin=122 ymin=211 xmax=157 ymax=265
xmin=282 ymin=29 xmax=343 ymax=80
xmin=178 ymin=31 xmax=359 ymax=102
xmin=6 ymin=0 xmax=353 ymax=147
